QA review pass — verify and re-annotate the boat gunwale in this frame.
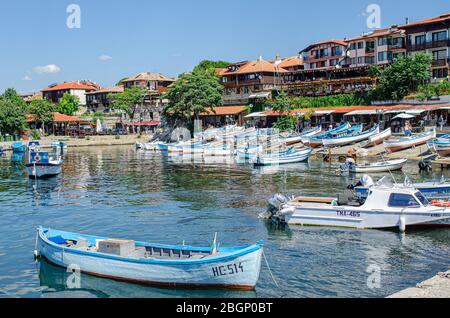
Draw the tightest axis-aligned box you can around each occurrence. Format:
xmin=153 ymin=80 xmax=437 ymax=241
xmin=38 ymin=228 xmax=264 ymax=266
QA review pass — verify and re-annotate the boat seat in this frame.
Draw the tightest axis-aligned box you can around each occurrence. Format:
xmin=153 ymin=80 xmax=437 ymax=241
xmin=190 ymin=254 xmax=206 ymax=259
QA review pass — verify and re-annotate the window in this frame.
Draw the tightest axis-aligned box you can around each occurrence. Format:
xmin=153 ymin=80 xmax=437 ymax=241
xmin=432 ymin=50 xmax=447 ymax=60
xmin=358 ymin=42 xmax=364 ymax=49
xmin=378 ymin=37 xmax=387 ymax=46
xmin=378 ymin=51 xmax=387 ymax=61
xmin=432 ymin=31 xmax=447 ymax=42
xmin=350 ymin=43 xmax=356 ymax=50
xmin=357 ymin=57 xmax=364 ymax=64
xmin=330 ymin=59 xmax=338 ymax=66
xmin=222 ymin=77 xmax=227 ymax=83
xmin=331 ymin=46 xmax=342 ymax=56
xmin=415 ymin=35 xmax=426 ymax=45
xmin=433 ymin=68 xmax=449 ymax=79
xmin=415 ymin=192 xmax=429 ymax=206
xmin=388 ymin=193 xmax=420 ymax=207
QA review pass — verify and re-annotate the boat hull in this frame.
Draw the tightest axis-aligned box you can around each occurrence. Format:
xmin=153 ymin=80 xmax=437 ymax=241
xmin=26 ymin=164 xmax=62 ymax=178
xmin=323 ymin=126 xmax=379 ymax=148
xmin=364 ymin=128 xmax=392 ymax=148
xmin=37 ymin=229 xmax=263 ymax=290
xmin=280 ymin=205 xmax=450 ymax=230
xmin=433 ymin=142 xmax=450 ymax=157
xmin=384 ymin=130 xmax=436 ymax=153
xmin=349 ymin=159 xmax=407 ymax=173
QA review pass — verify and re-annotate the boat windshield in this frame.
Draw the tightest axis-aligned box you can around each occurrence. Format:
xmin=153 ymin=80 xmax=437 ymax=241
xmin=415 ymin=192 xmax=429 ymax=206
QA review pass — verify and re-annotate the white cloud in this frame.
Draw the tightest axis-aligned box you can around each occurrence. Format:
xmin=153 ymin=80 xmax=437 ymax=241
xmin=22 ymin=75 xmax=32 ymax=81
xmin=33 ymin=64 xmax=61 ymax=74
xmin=98 ymin=54 xmax=113 ymax=61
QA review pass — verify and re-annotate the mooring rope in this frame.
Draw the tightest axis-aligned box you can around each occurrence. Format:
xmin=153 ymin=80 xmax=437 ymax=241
xmin=262 ymin=250 xmax=279 ymax=288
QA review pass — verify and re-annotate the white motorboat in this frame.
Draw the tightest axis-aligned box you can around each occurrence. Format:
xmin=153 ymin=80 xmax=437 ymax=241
xmin=340 ymin=158 xmax=407 ymax=174
xmin=251 ymin=148 xmax=313 ymax=166
xmin=267 ymin=178 xmax=450 ymax=231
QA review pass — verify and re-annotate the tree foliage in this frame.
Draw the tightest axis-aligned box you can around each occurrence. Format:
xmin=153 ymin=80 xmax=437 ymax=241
xmin=29 ymin=99 xmax=55 ymax=124
xmin=193 ymin=60 xmax=230 ymax=73
xmin=58 ymin=93 xmax=80 ymax=115
xmin=371 ymin=52 xmax=432 ymax=101
xmin=163 ymin=69 xmax=224 ymax=121
xmin=267 ymin=93 xmax=299 ymax=132
xmin=0 ymin=94 xmax=27 ymax=135
xmin=108 ymin=87 xmax=146 ymax=121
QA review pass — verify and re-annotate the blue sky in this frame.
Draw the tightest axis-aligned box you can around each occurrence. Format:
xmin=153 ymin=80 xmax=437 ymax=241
xmin=0 ymin=0 xmax=448 ymax=93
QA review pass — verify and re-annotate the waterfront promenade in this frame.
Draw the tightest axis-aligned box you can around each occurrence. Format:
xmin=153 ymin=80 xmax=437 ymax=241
xmin=0 ymin=134 xmax=144 ymax=150
xmin=389 ymin=271 xmax=450 ymax=298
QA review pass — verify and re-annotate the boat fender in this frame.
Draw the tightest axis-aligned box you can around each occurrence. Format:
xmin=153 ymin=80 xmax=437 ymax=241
xmin=399 ymin=216 xmax=406 ymax=233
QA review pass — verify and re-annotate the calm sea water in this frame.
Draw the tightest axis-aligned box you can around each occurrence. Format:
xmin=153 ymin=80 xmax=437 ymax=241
xmin=0 ymin=146 xmax=449 ymax=298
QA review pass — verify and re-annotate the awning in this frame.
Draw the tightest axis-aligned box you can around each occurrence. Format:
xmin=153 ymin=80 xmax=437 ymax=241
xmin=248 ymin=92 xmax=271 ymax=99
xmin=405 ymin=109 xmax=427 ymax=115
xmin=200 ymin=106 xmax=247 ymax=116
xmin=126 ymin=121 xmax=161 ymax=126
xmin=393 ymin=113 xmax=416 ymax=120
xmin=245 ymin=112 xmax=266 ymax=118
xmin=314 ymin=110 xmax=335 ymax=116
xmin=344 ymin=109 xmax=380 ymax=116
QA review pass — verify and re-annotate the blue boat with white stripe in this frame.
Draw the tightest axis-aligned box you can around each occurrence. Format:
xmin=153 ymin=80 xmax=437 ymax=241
xmin=35 ymin=227 xmax=264 ymax=290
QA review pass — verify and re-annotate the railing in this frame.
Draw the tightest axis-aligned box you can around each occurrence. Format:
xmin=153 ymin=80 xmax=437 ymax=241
xmin=387 ymin=43 xmax=406 ymax=50
xmin=407 ymin=39 xmax=450 ymax=51
xmin=431 ymin=58 xmax=449 ymax=67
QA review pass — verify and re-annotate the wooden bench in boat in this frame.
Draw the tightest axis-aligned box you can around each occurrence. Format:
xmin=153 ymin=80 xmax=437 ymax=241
xmin=291 ymin=196 xmax=336 ymax=204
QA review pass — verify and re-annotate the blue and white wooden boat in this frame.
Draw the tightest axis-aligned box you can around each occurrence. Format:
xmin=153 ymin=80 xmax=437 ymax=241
xmin=430 ymin=135 xmax=450 ymax=157
xmin=281 ymin=126 xmax=322 ymax=146
xmin=322 ymin=125 xmax=380 ymax=148
xmin=252 ymin=148 xmax=313 ymax=166
xmin=26 ymin=151 xmax=63 ymax=179
xmin=36 ymin=227 xmax=264 ymax=290
xmin=303 ymin=122 xmax=354 ymax=148
xmin=11 ymin=142 xmax=26 ymax=153
xmin=51 ymin=141 xmax=68 ymax=153
xmin=236 ymin=144 xmax=263 ymax=160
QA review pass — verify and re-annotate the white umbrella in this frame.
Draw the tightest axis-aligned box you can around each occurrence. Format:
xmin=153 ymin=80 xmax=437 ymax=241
xmin=393 ymin=113 xmax=416 ymax=120
xmin=96 ymin=118 xmax=103 ymax=133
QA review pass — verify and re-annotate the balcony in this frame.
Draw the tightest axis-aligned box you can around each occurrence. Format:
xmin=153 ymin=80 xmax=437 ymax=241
xmin=387 ymin=43 xmax=406 ymax=50
xmin=407 ymin=39 xmax=450 ymax=51
xmin=431 ymin=58 xmax=450 ymax=67
xmin=365 ymin=47 xmax=375 ymax=54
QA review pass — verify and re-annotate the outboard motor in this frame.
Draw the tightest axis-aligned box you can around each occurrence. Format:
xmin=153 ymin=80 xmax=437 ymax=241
xmin=340 ymin=157 xmax=356 ymax=174
xmin=360 ymin=175 xmax=374 ymax=187
xmin=261 ymin=194 xmax=289 ymax=219
xmin=419 ymin=160 xmax=432 ymax=173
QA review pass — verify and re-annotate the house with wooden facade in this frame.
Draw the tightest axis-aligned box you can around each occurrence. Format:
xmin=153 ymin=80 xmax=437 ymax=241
xmin=220 ymin=57 xmax=289 ymax=106
xmin=41 ymin=81 xmax=101 ymax=105
xmin=120 ymin=72 xmax=176 ymax=123
xmin=86 ymin=86 xmax=124 ymax=113
xmin=398 ymin=12 xmax=450 ymax=82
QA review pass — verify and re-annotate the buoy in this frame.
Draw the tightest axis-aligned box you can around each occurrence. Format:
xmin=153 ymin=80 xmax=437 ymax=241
xmin=33 ymin=250 xmax=40 ymax=259
xmin=399 ymin=216 xmax=406 ymax=233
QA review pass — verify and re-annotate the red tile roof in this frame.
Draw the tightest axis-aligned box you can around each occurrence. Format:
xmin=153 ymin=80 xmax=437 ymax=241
xmin=86 ymin=86 xmax=124 ymax=95
xmin=223 ymin=59 xmax=288 ymax=75
xmin=200 ymin=106 xmax=247 ymax=116
xmin=42 ymin=82 xmax=100 ymax=92
xmin=301 ymin=40 xmax=348 ymax=53
xmin=26 ymin=112 xmax=85 ymax=123
xmin=398 ymin=12 xmax=450 ymax=29
xmin=263 ymin=104 xmax=446 ymax=117
xmin=347 ymin=28 xmax=404 ymax=41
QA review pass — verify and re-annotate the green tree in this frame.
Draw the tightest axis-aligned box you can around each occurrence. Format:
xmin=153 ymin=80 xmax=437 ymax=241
xmin=0 ymin=98 xmax=28 ymax=135
xmin=268 ymin=93 xmax=298 ymax=132
xmin=193 ymin=60 xmax=230 ymax=73
xmin=58 ymin=93 xmax=80 ymax=115
xmin=2 ymin=88 xmax=26 ymax=109
xmin=373 ymin=52 xmax=432 ymax=100
xmin=28 ymin=99 xmax=55 ymax=131
xmin=108 ymin=87 xmax=147 ymax=133
xmin=163 ymin=69 xmax=224 ymax=122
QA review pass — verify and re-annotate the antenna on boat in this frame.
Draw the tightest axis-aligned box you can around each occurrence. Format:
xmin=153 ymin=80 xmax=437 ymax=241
xmin=380 ymin=153 xmax=398 ymax=185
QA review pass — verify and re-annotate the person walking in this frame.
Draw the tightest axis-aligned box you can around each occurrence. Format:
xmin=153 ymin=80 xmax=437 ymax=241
xmin=405 ymin=121 xmax=412 ymax=137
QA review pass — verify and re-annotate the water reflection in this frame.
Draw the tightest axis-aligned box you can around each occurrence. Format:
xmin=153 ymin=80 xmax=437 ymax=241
xmin=38 ymin=259 xmax=257 ymax=299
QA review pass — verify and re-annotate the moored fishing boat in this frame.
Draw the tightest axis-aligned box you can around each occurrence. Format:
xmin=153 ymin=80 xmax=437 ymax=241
xmin=252 ymin=148 xmax=313 ymax=166
xmin=26 ymin=149 xmax=63 ymax=179
xmin=266 ymin=178 xmax=450 ymax=231
xmin=281 ymin=126 xmax=322 ymax=146
xmin=383 ymin=129 xmax=436 ymax=153
xmin=35 ymin=227 xmax=264 ymax=290
xmin=431 ymin=136 xmax=450 ymax=157
xmin=362 ymin=128 xmax=392 ymax=148
xmin=340 ymin=158 xmax=407 ymax=174
xmin=304 ymin=123 xmax=356 ymax=148
xmin=322 ymin=125 xmax=379 ymax=148
xmin=11 ymin=141 xmax=26 ymax=153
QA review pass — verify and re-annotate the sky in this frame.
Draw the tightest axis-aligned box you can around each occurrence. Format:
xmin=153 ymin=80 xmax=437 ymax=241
xmin=0 ymin=0 xmax=448 ymax=93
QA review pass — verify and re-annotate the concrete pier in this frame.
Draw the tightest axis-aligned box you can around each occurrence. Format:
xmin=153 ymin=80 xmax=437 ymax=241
xmin=389 ymin=271 xmax=450 ymax=298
